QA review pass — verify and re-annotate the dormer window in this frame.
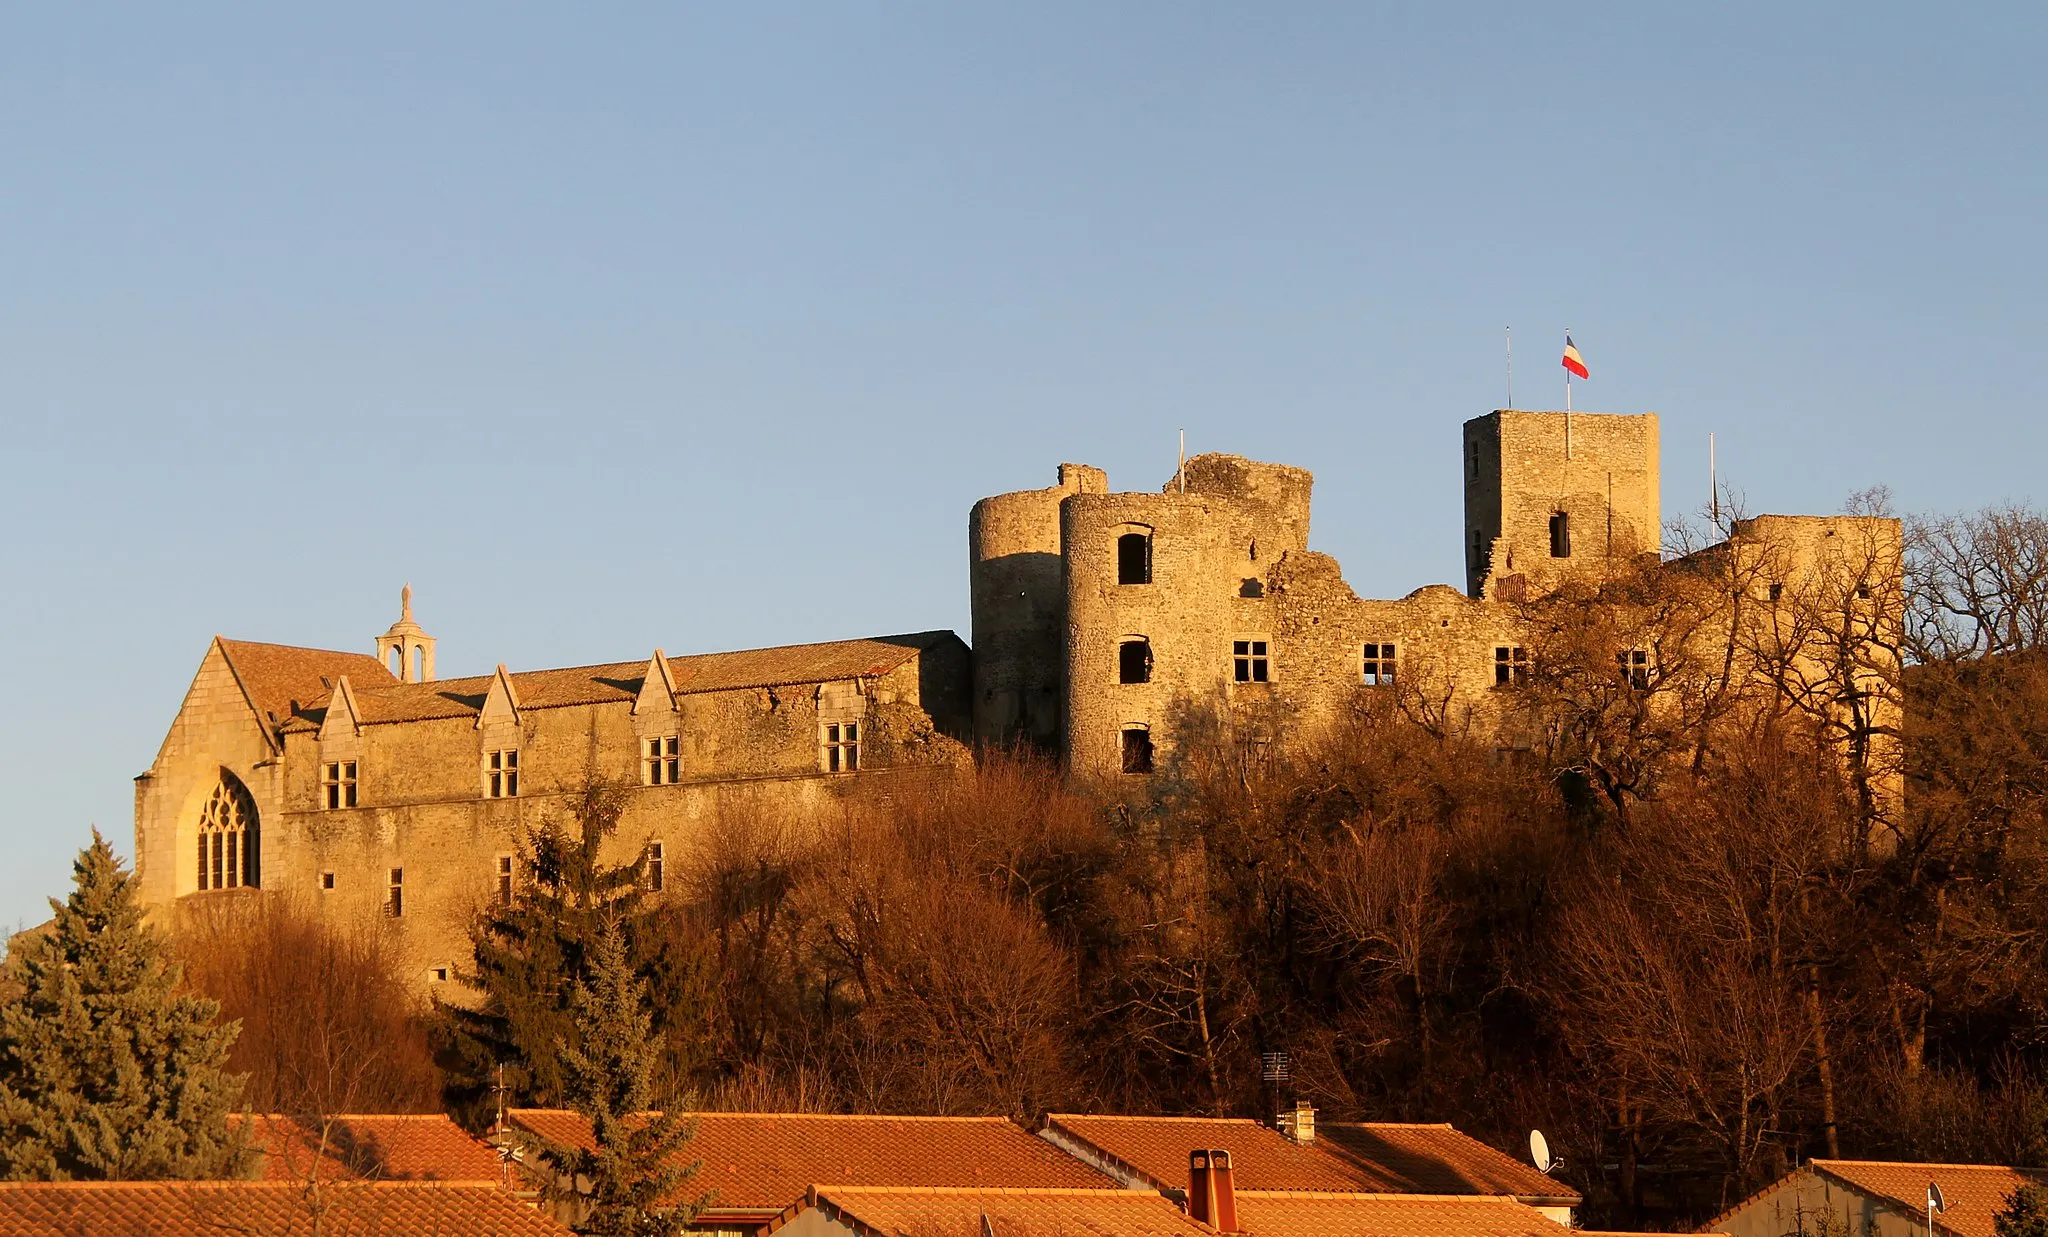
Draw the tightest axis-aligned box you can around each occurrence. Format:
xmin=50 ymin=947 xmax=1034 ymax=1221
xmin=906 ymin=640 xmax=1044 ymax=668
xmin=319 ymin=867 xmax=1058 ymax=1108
xmin=485 ymin=749 xmax=519 ymax=798
xmin=643 ymin=736 xmax=681 ymax=785
xmin=823 ymin=722 xmax=860 ymax=773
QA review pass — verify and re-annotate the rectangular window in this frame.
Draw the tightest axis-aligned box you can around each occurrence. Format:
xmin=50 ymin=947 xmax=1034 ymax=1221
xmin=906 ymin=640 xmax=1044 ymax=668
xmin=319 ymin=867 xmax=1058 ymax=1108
xmin=386 ymin=868 xmax=404 ymax=918
xmin=430 ymin=966 xmax=449 ymax=983
xmin=1232 ymin=639 xmax=1270 ymax=683
xmin=646 ymin=841 xmax=665 ymax=893
xmin=643 ymin=736 xmax=681 ymax=785
xmin=322 ymin=761 xmax=358 ymax=810
xmin=1494 ymin=646 xmax=1529 ymax=686
xmin=486 ymin=749 xmax=519 ymax=798
xmin=1362 ymin=643 xmax=1398 ymax=686
xmin=319 ymin=871 xmax=335 ymax=891
xmin=1767 ymin=582 xmax=1784 ymax=602
xmin=1121 ymin=726 xmax=1154 ymax=774
xmin=494 ymin=855 xmax=513 ymax=906
xmin=1617 ymin=649 xmax=1650 ymax=690
xmin=823 ymin=722 xmax=860 ymax=773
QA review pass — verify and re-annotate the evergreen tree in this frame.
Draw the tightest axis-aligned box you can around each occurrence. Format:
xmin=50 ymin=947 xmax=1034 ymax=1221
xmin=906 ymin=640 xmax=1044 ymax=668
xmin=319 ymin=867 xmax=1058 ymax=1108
xmin=0 ymin=831 xmax=245 ymax=1180
xmin=1996 ymin=1186 xmax=2048 ymax=1237
xmin=441 ymin=784 xmax=706 ymax=1122
xmin=533 ymin=918 xmax=698 ymax=1237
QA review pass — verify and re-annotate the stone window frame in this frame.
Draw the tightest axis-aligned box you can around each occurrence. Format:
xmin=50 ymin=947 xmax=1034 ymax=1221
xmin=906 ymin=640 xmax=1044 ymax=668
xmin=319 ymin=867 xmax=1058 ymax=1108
xmin=1494 ymin=645 xmax=1530 ymax=686
xmin=1232 ymin=636 xmax=1272 ymax=684
xmin=484 ymin=748 xmax=520 ymax=799
xmin=642 ymin=735 xmax=681 ymax=786
xmin=494 ymin=854 xmax=514 ymax=906
xmin=319 ymin=871 xmax=335 ymax=892
xmin=386 ymin=867 xmax=404 ymax=918
xmin=1118 ymin=636 xmax=1154 ymax=685
xmin=1116 ymin=525 xmax=1155 ymax=586
xmin=1550 ymin=511 xmax=1572 ymax=558
xmin=646 ymin=840 xmax=665 ymax=893
xmin=321 ymin=760 xmax=358 ymax=810
xmin=1617 ymin=648 xmax=1651 ymax=690
xmin=822 ymin=721 xmax=861 ymax=774
xmin=195 ymin=773 xmax=259 ymax=893
xmin=1362 ymin=642 xmax=1398 ymax=686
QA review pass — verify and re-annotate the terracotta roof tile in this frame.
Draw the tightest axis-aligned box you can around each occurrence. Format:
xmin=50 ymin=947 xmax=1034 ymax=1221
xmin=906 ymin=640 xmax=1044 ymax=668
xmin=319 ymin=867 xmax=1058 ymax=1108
xmin=0 ymin=1181 xmax=567 ymax=1236
xmin=1232 ymin=1190 xmax=1577 ymax=1237
xmin=775 ymin=1186 xmax=1214 ymax=1237
xmin=1041 ymin=1115 xmax=1383 ymax=1193
xmin=1318 ymin=1123 xmax=1580 ymax=1202
xmin=239 ymin=1113 xmax=503 ymax=1183
xmin=216 ymin=638 xmax=395 ymax=729
xmin=508 ymin=1110 xmax=1112 ymax=1214
xmin=281 ymin=632 xmax=957 ymax=729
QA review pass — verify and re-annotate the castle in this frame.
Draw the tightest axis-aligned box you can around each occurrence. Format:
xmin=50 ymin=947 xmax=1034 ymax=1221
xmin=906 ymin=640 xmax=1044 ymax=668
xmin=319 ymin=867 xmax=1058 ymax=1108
xmin=135 ymin=409 xmax=1901 ymax=984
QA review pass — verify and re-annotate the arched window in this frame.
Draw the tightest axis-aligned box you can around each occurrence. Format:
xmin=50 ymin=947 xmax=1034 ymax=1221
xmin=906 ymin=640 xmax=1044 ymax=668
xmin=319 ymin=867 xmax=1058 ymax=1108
xmin=196 ymin=772 xmax=259 ymax=891
xmin=1117 ymin=531 xmax=1152 ymax=585
xmin=1549 ymin=511 xmax=1572 ymax=558
xmin=1118 ymin=638 xmax=1153 ymax=684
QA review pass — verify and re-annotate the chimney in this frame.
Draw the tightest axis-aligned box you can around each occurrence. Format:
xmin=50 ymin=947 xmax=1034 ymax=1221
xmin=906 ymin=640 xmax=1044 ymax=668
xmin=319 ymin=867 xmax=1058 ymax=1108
xmin=1278 ymin=1099 xmax=1316 ymax=1144
xmin=1189 ymin=1149 xmax=1238 ymax=1233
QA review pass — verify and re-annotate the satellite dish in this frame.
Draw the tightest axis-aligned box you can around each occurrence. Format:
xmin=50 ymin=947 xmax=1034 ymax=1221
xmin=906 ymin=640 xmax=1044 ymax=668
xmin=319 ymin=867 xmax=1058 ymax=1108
xmin=1530 ymin=1129 xmax=1553 ymax=1173
xmin=1930 ymin=1183 xmax=1946 ymax=1214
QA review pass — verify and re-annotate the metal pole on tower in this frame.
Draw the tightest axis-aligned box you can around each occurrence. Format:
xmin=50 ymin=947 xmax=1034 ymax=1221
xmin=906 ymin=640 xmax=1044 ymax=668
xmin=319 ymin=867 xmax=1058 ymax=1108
xmin=1563 ymin=329 xmax=1573 ymax=459
xmin=1506 ymin=327 xmax=1514 ymax=409
xmin=1178 ymin=429 xmax=1186 ymax=493
xmin=1710 ymin=432 xmax=1719 ymax=530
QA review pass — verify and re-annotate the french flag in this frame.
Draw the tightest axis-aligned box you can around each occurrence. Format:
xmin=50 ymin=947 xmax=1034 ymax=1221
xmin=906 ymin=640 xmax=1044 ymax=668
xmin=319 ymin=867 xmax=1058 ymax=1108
xmin=1561 ymin=336 xmax=1589 ymax=379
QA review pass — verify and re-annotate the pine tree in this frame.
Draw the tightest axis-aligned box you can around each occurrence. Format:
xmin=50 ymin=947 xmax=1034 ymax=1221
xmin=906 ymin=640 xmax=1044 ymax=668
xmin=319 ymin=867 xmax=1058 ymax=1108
xmin=1996 ymin=1186 xmax=2048 ymax=1237
xmin=532 ymin=918 xmax=697 ymax=1237
xmin=441 ymin=784 xmax=707 ymax=1122
xmin=0 ymin=831 xmax=245 ymax=1180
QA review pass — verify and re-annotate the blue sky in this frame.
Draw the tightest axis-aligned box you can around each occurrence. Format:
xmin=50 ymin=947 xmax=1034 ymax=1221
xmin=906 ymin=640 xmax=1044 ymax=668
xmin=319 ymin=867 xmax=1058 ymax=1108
xmin=3 ymin=4 xmax=2042 ymax=926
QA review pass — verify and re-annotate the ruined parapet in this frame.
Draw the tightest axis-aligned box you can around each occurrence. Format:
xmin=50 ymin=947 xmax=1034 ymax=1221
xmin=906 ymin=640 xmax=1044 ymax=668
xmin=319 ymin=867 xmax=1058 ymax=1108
xmin=1176 ymin=454 xmax=1314 ymax=556
xmin=968 ymin=463 xmax=1106 ymax=748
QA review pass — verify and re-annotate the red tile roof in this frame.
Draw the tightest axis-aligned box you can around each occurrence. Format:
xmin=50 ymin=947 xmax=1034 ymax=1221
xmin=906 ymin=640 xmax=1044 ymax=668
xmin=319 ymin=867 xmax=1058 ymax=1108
xmin=769 ymin=1186 xmax=1213 ymax=1237
xmin=216 ymin=638 xmax=394 ymax=729
xmin=1232 ymin=1191 xmax=1576 ymax=1237
xmin=239 ymin=1113 xmax=503 ymax=1184
xmin=1711 ymin=1161 xmax=2048 ymax=1237
xmin=0 ymin=1181 xmax=566 ymax=1236
xmin=277 ymin=632 xmax=957 ymax=729
xmin=507 ymin=1110 xmax=1112 ymax=1215
xmin=1318 ymin=1123 xmax=1580 ymax=1203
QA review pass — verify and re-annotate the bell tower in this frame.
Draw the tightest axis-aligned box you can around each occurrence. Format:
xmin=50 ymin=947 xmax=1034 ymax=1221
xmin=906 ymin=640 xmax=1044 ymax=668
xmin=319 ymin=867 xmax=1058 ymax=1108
xmin=375 ymin=584 xmax=437 ymax=683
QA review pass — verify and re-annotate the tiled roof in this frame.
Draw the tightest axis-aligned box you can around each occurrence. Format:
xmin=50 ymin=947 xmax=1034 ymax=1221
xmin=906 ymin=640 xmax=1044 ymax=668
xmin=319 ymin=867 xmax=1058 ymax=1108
xmin=507 ymin=1110 xmax=1112 ymax=1213
xmin=239 ymin=1113 xmax=503 ymax=1183
xmin=1043 ymin=1115 xmax=1365 ymax=1192
xmin=1710 ymin=1161 xmax=2048 ymax=1237
xmin=0 ymin=1181 xmax=567 ymax=1237
xmin=216 ymin=638 xmax=394 ymax=729
xmin=771 ymin=1186 xmax=1214 ymax=1237
xmin=1232 ymin=1191 xmax=1577 ymax=1237
xmin=279 ymin=632 xmax=957 ymax=729
xmin=1318 ymin=1123 xmax=1580 ymax=1202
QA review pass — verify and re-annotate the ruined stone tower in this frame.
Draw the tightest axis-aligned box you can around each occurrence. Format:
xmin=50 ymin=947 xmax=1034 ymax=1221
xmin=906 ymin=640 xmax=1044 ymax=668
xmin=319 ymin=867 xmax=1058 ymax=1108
xmin=1462 ymin=410 xmax=1660 ymax=598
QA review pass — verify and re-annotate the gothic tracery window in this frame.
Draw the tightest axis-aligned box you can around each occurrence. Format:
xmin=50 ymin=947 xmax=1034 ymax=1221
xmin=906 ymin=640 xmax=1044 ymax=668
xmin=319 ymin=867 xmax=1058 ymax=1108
xmin=195 ymin=773 xmax=259 ymax=891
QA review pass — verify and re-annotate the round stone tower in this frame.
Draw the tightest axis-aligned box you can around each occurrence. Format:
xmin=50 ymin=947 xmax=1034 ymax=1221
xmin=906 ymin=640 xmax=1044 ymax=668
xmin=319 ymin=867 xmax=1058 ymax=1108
xmin=968 ymin=463 xmax=1106 ymax=749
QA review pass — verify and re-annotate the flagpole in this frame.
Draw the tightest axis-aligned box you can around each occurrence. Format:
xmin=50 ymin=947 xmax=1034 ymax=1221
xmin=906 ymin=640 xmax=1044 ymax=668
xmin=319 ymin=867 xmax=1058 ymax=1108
xmin=1506 ymin=327 xmax=1513 ymax=409
xmin=1564 ymin=329 xmax=1572 ymax=459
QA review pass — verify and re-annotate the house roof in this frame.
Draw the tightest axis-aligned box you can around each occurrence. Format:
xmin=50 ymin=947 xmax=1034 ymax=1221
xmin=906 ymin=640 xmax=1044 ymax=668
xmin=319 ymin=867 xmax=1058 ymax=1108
xmin=216 ymin=638 xmax=395 ymax=730
xmin=1317 ymin=1123 xmax=1581 ymax=1203
xmin=1042 ymin=1115 xmax=1365 ymax=1192
xmin=274 ymin=631 xmax=958 ymax=730
xmin=1040 ymin=1115 xmax=1574 ymax=1204
xmin=767 ymin=1186 xmax=1213 ymax=1237
xmin=0 ymin=1181 xmax=566 ymax=1237
xmin=1709 ymin=1161 xmax=2048 ymax=1237
xmin=1231 ymin=1190 xmax=1578 ymax=1237
xmin=238 ymin=1113 xmax=502 ymax=1183
xmin=506 ymin=1110 xmax=1112 ymax=1213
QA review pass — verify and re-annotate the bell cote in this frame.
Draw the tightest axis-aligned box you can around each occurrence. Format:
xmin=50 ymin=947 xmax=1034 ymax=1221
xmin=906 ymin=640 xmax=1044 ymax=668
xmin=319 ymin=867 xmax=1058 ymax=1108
xmin=375 ymin=584 xmax=437 ymax=683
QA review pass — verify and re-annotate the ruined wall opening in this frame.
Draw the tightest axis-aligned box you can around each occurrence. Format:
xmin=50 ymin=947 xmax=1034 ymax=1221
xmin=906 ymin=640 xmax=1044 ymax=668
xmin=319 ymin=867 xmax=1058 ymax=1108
xmin=1118 ymin=638 xmax=1153 ymax=684
xmin=1120 ymin=726 xmax=1154 ymax=774
xmin=1550 ymin=511 xmax=1572 ymax=558
xmin=1117 ymin=530 xmax=1152 ymax=585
